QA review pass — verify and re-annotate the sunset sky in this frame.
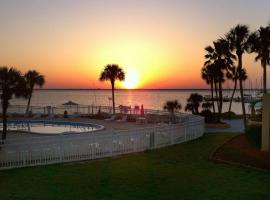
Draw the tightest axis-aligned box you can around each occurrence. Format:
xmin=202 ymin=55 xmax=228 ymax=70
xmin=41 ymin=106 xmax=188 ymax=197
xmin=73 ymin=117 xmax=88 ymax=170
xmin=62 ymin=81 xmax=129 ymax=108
xmin=0 ymin=0 xmax=269 ymax=89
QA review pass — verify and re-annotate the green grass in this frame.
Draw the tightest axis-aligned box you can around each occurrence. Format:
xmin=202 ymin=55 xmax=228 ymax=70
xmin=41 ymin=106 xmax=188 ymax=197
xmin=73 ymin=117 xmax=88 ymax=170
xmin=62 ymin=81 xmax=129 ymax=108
xmin=0 ymin=133 xmax=270 ymax=200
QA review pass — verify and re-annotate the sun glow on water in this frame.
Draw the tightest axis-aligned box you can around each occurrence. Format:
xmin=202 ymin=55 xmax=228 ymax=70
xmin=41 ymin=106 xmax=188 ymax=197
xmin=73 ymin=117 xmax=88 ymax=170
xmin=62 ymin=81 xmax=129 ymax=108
xmin=122 ymin=68 xmax=140 ymax=89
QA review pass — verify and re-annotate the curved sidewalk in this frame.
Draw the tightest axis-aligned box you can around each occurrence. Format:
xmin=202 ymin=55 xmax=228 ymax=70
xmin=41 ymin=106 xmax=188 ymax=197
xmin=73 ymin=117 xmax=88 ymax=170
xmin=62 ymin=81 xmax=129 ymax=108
xmin=205 ymin=119 xmax=244 ymax=133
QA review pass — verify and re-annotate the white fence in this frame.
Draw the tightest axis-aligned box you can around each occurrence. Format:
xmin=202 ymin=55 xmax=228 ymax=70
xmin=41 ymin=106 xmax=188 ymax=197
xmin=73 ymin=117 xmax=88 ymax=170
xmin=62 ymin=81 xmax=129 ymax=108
xmin=0 ymin=115 xmax=204 ymax=170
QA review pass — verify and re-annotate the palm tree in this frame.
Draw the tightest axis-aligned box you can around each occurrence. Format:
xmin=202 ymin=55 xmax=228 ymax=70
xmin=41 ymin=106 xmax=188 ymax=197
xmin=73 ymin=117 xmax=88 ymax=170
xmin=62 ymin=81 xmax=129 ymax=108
xmin=248 ymin=26 xmax=270 ymax=93
xmin=0 ymin=67 xmax=28 ymax=140
xmin=163 ymin=100 xmax=182 ymax=123
xmin=202 ymin=101 xmax=212 ymax=111
xmin=239 ymin=68 xmax=248 ymax=82
xmin=25 ymin=70 xmax=45 ymax=115
xmin=185 ymin=93 xmax=203 ymax=114
xmin=204 ymin=39 xmax=235 ymax=118
xmin=226 ymin=66 xmax=238 ymax=112
xmin=99 ymin=64 xmax=125 ymax=114
xmin=226 ymin=24 xmax=250 ymax=129
xmin=201 ymin=64 xmax=216 ymax=113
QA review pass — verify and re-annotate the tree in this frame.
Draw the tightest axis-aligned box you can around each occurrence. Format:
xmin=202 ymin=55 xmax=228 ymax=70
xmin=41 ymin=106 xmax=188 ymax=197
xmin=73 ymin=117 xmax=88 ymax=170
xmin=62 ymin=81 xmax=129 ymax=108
xmin=25 ymin=70 xmax=45 ymax=115
xmin=227 ymin=68 xmax=247 ymax=115
xmin=185 ymin=93 xmax=203 ymax=114
xmin=202 ymin=101 xmax=212 ymax=111
xmin=204 ymin=39 xmax=235 ymax=119
xmin=248 ymin=26 xmax=270 ymax=93
xmin=0 ymin=67 xmax=28 ymax=140
xmin=99 ymin=64 xmax=125 ymax=114
xmin=226 ymin=24 xmax=250 ymax=130
xmin=201 ymin=64 xmax=216 ymax=113
xmin=226 ymin=66 xmax=238 ymax=112
xmin=164 ymin=100 xmax=182 ymax=123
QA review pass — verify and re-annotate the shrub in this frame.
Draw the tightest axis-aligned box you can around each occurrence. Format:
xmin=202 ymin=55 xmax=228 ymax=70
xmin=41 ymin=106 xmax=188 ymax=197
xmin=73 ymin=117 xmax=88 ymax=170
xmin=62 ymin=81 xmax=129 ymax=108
xmin=200 ymin=110 xmax=214 ymax=123
xmin=221 ymin=111 xmax=237 ymax=119
xmin=246 ymin=125 xmax=261 ymax=148
xmin=64 ymin=110 xmax=68 ymax=118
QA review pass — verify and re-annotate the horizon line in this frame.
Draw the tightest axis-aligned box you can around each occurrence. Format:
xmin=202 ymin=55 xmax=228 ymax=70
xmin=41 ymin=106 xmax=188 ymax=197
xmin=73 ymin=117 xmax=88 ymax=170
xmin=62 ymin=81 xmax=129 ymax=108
xmin=35 ymin=88 xmax=263 ymax=90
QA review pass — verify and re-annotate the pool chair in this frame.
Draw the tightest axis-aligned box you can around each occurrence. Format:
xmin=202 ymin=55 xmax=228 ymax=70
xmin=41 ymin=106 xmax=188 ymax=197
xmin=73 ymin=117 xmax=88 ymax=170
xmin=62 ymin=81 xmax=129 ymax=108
xmin=104 ymin=115 xmax=116 ymax=121
xmin=136 ymin=117 xmax=147 ymax=124
xmin=116 ymin=115 xmax=127 ymax=122
xmin=69 ymin=112 xmax=80 ymax=118
xmin=47 ymin=113 xmax=55 ymax=118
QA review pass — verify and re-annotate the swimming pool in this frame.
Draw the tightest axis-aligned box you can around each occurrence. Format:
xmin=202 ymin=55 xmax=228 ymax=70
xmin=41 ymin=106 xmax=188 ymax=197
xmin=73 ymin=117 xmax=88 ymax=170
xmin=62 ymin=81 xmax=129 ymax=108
xmin=0 ymin=120 xmax=104 ymax=135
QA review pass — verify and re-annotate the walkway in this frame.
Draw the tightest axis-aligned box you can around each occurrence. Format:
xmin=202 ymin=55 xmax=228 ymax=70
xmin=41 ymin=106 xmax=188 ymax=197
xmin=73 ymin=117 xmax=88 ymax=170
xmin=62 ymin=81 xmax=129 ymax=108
xmin=205 ymin=119 xmax=244 ymax=133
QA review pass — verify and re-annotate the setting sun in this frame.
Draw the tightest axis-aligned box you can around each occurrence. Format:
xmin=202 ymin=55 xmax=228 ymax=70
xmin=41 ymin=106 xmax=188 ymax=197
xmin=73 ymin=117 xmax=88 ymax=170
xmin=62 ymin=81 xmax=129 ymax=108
xmin=122 ymin=68 xmax=140 ymax=89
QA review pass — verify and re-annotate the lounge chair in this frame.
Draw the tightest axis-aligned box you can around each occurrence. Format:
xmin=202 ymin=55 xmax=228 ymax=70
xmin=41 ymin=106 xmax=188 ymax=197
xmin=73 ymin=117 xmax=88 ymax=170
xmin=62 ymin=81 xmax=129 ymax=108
xmin=33 ymin=112 xmax=42 ymax=118
xmin=47 ymin=113 xmax=55 ymax=118
xmin=69 ymin=112 xmax=80 ymax=118
xmin=136 ymin=117 xmax=147 ymax=124
xmin=104 ymin=115 xmax=116 ymax=121
xmin=116 ymin=115 xmax=127 ymax=122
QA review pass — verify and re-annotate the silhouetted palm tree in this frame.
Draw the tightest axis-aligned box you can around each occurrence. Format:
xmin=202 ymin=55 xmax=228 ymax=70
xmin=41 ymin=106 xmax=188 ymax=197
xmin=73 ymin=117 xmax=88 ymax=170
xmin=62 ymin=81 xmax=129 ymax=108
xmin=226 ymin=24 xmax=250 ymax=129
xmin=164 ymin=100 xmax=182 ymax=123
xmin=164 ymin=100 xmax=182 ymax=113
xmin=202 ymin=101 xmax=212 ymax=111
xmin=204 ymin=39 xmax=235 ymax=118
xmin=226 ymin=67 xmax=247 ymax=113
xmin=99 ymin=64 xmax=125 ymax=114
xmin=204 ymin=46 xmax=220 ymax=112
xmin=226 ymin=66 xmax=238 ymax=112
xmin=0 ymin=67 xmax=28 ymax=140
xmin=239 ymin=68 xmax=248 ymax=82
xmin=248 ymin=26 xmax=270 ymax=93
xmin=25 ymin=70 xmax=45 ymax=114
xmin=185 ymin=93 xmax=203 ymax=114
xmin=201 ymin=64 xmax=216 ymax=113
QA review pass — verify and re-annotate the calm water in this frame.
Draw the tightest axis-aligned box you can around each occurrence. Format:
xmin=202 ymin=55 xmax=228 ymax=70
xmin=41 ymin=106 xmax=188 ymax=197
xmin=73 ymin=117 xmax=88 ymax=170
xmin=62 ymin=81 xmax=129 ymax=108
xmin=10 ymin=89 xmax=257 ymax=114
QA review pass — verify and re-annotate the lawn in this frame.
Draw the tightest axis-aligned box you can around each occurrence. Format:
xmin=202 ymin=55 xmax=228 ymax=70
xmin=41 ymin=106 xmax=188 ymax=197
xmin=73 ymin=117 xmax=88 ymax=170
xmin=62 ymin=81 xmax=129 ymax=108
xmin=0 ymin=133 xmax=269 ymax=200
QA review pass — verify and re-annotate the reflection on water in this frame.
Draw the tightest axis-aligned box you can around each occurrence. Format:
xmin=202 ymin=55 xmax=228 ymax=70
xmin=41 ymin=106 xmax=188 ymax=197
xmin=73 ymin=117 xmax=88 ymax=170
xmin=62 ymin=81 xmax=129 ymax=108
xmin=9 ymin=89 xmax=258 ymax=114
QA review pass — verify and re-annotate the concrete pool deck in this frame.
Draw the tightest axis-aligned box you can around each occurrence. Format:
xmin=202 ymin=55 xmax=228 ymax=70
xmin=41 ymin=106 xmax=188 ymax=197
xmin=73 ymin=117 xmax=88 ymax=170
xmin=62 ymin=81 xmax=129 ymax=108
xmin=3 ymin=117 xmax=159 ymax=143
xmin=4 ymin=118 xmax=245 ymax=142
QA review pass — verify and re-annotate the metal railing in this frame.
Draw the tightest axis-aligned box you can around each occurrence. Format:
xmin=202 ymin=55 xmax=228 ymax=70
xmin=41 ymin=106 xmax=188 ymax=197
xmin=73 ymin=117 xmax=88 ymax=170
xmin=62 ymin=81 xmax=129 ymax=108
xmin=0 ymin=104 xmax=189 ymax=117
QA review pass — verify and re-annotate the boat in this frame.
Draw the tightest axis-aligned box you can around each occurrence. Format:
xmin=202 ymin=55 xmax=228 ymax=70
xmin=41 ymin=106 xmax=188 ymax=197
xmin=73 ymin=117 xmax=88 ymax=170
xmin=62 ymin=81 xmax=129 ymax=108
xmin=233 ymin=96 xmax=241 ymax=102
xmin=203 ymin=95 xmax=217 ymax=101
xmin=243 ymin=94 xmax=254 ymax=103
xmin=233 ymin=94 xmax=261 ymax=103
xmin=222 ymin=96 xmax=230 ymax=102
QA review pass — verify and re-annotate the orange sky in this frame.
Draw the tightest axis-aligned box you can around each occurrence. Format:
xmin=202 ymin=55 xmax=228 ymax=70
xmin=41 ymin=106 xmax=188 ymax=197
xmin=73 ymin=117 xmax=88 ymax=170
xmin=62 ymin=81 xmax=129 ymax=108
xmin=0 ymin=0 xmax=269 ymax=89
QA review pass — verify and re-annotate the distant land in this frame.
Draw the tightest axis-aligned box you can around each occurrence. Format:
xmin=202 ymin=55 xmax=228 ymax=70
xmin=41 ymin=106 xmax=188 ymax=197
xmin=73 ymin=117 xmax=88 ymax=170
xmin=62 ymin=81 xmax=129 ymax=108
xmin=35 ymin=88 xmax=263 ymax=91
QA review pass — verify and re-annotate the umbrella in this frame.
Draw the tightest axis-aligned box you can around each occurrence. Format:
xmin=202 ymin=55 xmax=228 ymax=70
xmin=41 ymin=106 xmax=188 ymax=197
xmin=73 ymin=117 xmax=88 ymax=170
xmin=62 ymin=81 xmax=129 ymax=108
xmin=62 ymin=101 xmax=79 ymax=106
xmin=62 ymin=101 xmax=79 ymax=113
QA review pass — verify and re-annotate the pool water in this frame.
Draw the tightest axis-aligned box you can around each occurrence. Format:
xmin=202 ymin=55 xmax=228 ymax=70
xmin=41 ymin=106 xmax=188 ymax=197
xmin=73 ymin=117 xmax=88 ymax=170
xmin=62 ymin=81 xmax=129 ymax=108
xmin=0 ymin=120 xmax=104 ymax=135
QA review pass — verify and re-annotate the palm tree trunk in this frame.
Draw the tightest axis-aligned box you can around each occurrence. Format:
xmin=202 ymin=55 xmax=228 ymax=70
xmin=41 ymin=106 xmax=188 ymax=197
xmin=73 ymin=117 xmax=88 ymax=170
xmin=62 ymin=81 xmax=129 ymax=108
xmin=25 ymin=90 xmax=33 ymax=114
xmin=218 ymin=80 xmax=223 ymax=119
xmin=195 ymin=105 xmax=199 ymax=114
xmin=214 ymin=81 xmax=219 ymax=113
xmin=210 ymin=81 xmax=215 ymax=113
xmin=238 ymin=55 xmax=247 ymax=130
xmin=263 ymin=63 xmax=267 ymax=93
xmin=1 ymin=99 xmax=8 ymax=140
xmin=111 ymin=81 xmax=115 ymax=114
xmin=228 ymin=79 xmax=237 ymax=113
